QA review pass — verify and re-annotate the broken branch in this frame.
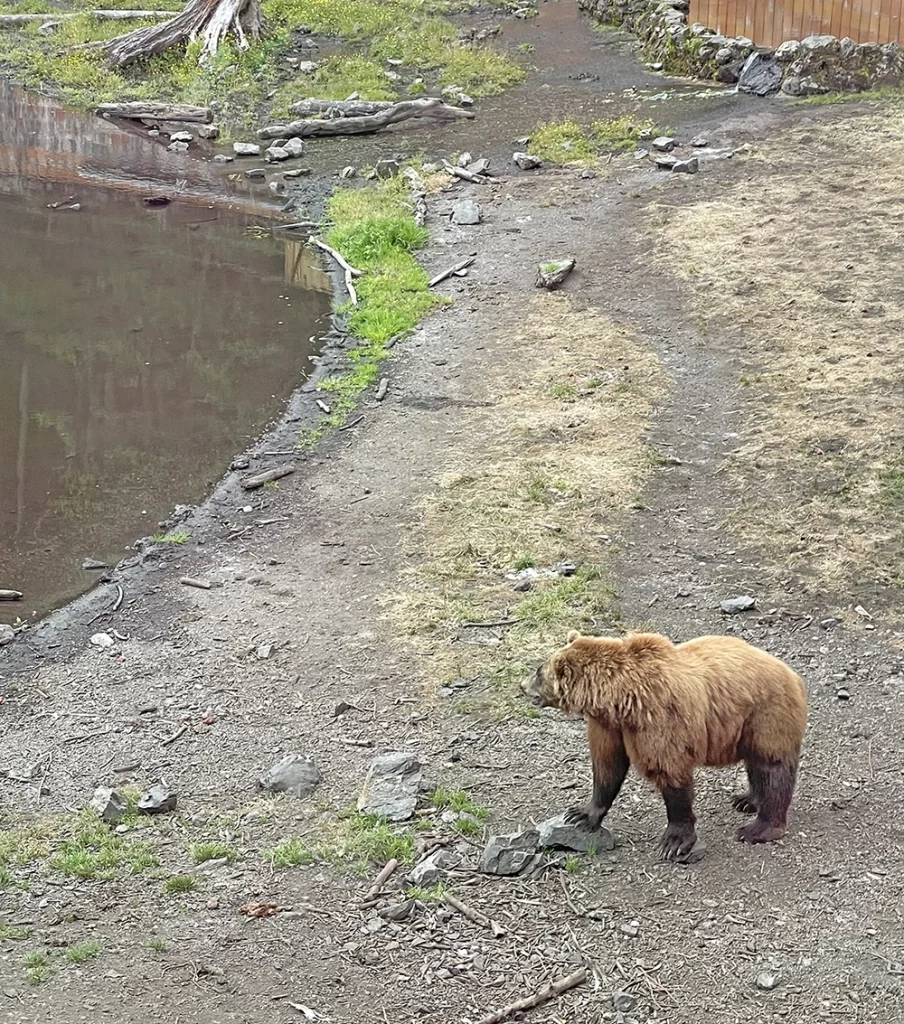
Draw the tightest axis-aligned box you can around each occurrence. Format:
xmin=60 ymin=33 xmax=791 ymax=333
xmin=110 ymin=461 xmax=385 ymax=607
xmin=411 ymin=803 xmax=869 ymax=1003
xmin=257 ymin=98 xmax=474 ymax=140
xmin=0 ymin=9 xmax=177 ymax=23
xmin=474 ymin=968 xmax=588 ymax=1024
xmin=240 ymin=465 xmax=295 ymax=491
xmin=362 ymin=858 xmax=399 ymax=903
xmin=310 ymin=237 xmax=362 ymax=307
xmin=95 ymin=101 xmax=212 ymax=122
xmin=444 ymin=893 xmax=491 ymax=929
xmin=429 ymin=256 xmax=475 ymax=288
xmin=442 ymin=159 xmax=491 ymax=184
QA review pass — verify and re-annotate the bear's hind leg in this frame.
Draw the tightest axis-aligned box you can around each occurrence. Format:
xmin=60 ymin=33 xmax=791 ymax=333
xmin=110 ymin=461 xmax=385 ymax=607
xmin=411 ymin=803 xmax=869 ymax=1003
xmin=736 ymin=757 xmax=797 ymax=844
xmin=658 ymin=781 xmax=698 ymax=861
xmin=564 ymin=718 xmax=629 ymax=830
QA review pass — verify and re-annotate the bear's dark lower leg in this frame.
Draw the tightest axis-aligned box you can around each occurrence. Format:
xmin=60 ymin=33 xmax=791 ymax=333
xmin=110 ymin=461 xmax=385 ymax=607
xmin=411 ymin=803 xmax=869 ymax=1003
xmin=658 ymin=783 xmax=698 ymax=860
xmin=737 ymin=758 xmax=798 ymax=844
xmin=565 ymin=718 xmax=629 ymax=830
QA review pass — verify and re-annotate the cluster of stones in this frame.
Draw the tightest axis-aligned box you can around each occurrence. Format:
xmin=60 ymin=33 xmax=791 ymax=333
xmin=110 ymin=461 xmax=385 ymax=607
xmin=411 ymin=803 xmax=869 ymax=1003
xmin=578 ymin=0 xmax=904 ymax=95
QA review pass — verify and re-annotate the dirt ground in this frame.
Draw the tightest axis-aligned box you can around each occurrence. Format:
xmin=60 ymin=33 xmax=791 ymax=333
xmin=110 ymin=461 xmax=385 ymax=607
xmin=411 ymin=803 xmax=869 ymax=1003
xmin=3 ymin=85 xmax=904 ymax=1024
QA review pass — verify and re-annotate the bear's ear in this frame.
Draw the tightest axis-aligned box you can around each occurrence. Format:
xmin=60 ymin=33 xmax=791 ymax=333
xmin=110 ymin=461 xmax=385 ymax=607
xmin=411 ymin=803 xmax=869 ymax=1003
xmin=566 ymin=629 xmax=581 ymax=645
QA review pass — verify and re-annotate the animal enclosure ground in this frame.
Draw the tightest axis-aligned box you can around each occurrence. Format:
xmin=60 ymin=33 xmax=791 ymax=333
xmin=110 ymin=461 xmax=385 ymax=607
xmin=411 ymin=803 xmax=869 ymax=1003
xmin=2 ymin=97 xmax=904 ymax=1023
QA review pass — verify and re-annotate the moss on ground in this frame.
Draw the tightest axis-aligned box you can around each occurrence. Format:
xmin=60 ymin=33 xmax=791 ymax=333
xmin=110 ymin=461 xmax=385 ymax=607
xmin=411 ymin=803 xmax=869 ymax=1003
xmin=528 ymin=115 xmax=661 ymax=165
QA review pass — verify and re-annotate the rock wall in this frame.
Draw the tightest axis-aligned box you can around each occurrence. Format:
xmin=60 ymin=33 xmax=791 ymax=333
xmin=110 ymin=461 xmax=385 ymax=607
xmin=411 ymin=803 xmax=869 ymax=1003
xmin=577 ymin=0 xmax=904 ymax=95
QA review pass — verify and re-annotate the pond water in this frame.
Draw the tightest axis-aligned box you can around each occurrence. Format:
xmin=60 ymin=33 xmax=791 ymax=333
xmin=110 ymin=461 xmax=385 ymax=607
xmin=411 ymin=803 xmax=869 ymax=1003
xmin=0 ymin=80 xmax=332 ymax=625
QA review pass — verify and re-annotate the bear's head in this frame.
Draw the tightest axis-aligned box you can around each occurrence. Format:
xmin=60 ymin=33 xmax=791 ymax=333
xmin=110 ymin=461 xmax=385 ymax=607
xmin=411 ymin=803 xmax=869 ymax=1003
xmin=521 ymin=629 xmax=585 ymax=709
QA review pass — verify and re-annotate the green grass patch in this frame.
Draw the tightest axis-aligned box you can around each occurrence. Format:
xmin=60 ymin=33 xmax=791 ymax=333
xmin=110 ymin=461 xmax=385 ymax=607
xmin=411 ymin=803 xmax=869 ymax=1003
xmin=147 ymin=937 xmax=169 ymax=951
xmin=0 ymin=922 xmax=30 ymax=941
xmin=163 ymin=874 xmax=198 ymax=894
xmin=189 ymin=841 xmax=238 ymax=864
xmin=47 ymin=812 xmax=159 ymax=880
xmin=407 ymin=882 xmax=447 ymax=902
xmin=152 ymin=531 xmax=189 ymax=544
xmin=304 ymin=175 xmax=444 ymax=440
xmin=878 ymin=457 xmax=904 ymax=506
xmin=323 ymin=814 xmax=415 ymax=873
xmin=266 ymin=838 xmax=319 ymax=868
xmin=0 ymin=0 xmax=522 ymax=131
xmin=792 ymin=85 xmax=904 ymax=107
xmin=429 ymin=787 xmax=489 ymax=821
xmin=528 ymin=115 xmax=659 ymax=165
xmin=66 ymin=940 xmax=103 ymax=964
xmin=23 ymin=951 xmax=52 ymax=985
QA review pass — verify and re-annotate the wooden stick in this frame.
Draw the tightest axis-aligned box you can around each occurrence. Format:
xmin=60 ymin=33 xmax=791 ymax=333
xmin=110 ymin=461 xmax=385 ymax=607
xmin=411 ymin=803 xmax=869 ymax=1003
xmin=442 ymin=160 xmax=490 ymax=185
xmin=240 ymin=465 xmax=295 ymax=491
xmin=95 ymin=101 xmax=212 ymax=122
xmin=362 ymin=858 xmax=399 ymax=903
xmin=0 ymin=589 xmax=23 ymax=601
xmin=474 ymin=968 xmax=588 ymax=1024
xmin=429 ymin=256 xmax=475 ymax=288
xmin=444 ymin=893 xmax=491 ymax=929
xmin=162 ymin=723 xmax=188 ymax=747
xmin=310 ymin=238 xmax=362 ymax=307
xmin=257 ymin=98 xmax=474 ymax=140
xmin=375 ymin=378 xmax=389 ymax=402
xmin=0 ymin=9 xmax=177 ymax=23
xmin=179 ymin=577 xmax=211 ymax=590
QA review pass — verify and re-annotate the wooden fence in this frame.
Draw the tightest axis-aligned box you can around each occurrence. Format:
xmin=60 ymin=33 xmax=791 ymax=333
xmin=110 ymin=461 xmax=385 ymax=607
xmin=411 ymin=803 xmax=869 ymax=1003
xmin=689 ymin=0 xmax=904 ymax=47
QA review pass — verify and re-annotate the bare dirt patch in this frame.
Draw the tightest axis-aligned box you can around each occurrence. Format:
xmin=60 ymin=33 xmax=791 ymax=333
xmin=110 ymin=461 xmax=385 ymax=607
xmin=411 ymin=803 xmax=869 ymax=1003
xmin=656 ymin=101 xmax=904 ymax=611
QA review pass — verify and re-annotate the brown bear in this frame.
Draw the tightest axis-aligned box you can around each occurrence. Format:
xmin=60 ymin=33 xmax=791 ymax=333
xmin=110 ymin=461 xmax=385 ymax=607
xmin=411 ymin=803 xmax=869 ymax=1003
xmin=523 ymin=629 xmax=807 ymax=860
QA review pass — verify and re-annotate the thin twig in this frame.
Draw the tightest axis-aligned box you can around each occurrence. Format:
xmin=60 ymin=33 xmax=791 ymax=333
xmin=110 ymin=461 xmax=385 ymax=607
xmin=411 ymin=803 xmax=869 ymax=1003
xmin=558 ymin=873 xmax=584 ymax=918
xmin=162 ymin=724 xmax=188 ymax=747
xmin=474 ymin=967 xmax=588 ymax=1024
xmin=429 ymin=256 xmax=475 ymax=288
xmin=361 ymin=858 xmax=399 ymax=904
xmin=444 ymin=893 xmax=491 ymax=929
xmin=310 ymin=237 xmax=362 ymax=306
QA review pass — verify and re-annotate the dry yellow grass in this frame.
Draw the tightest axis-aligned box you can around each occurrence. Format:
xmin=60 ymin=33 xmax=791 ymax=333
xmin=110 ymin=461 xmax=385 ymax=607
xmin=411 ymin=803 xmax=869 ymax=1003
xmin=384 ymin=294 xmax=668 ymax=709
xmin=657 ymin=104 xmax=904 ymax=603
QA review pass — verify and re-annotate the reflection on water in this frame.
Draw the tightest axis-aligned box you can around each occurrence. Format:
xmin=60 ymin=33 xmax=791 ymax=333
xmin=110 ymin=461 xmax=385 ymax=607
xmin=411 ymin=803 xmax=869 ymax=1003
xmin=0 ymin=82 xmax=331 ymax=624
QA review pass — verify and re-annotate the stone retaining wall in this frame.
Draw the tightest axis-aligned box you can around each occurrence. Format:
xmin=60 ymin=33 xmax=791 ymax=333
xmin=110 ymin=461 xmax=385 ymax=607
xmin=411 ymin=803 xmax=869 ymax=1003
xmin=578 ymin=0 xmax=904 ymax=95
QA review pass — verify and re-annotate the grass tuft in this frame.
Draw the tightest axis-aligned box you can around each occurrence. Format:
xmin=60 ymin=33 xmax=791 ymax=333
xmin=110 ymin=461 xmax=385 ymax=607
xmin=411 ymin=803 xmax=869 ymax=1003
xmin=528 ymin=115 xmax=660 ymax=165
xmin=66 ymin=940 xmax=103 ymax=964
xmin=265 ymin=838 xmax=319 ymax=868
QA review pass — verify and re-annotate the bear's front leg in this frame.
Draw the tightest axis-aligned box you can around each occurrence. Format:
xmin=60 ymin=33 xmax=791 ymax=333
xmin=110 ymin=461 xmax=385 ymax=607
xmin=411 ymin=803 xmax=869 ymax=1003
xmin=564 ymin=718 xmax=628 ymax=831
xmin=658 ymin=782 xmax=699 ymax=860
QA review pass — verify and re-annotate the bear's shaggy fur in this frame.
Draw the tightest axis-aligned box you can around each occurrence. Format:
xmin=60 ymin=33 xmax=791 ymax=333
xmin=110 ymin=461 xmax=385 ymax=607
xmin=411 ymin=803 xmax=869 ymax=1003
xmin=523 ymin=630 xmax=808 ymax=860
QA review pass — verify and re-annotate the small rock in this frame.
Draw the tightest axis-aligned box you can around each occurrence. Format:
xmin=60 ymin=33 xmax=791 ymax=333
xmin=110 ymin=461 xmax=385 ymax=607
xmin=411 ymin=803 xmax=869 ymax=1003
xmin=580 ymin=169 xmax=596 ymax=179
xmin=380 ymin=899 xmax=415 ymax=921
xmin=137 ymin=784 xmax=177 ymax=815
xmin=820 ymin=617 xmax=839 ymax=629
xmin=756 ymin=971 xmax=779 ymax=991
xmin=339 ymin=166 xmax=357 ymax=179
xmin=195 ymin=857 xmax=229 ymax=873
xmin=259 ymin=753 xmax=321 ymax=799
xmin=90 ymin=632 xmax=115 ymax=648
xmin=269 ymin=181 xmax=286 ymax=194
xmin=457 ymin=151 xmax=473 ymax=167
xmin=244 ymin=167 xmax=267 ymax=179
xmin=457 ymin=93 xmax=474 ymax=106
xmin=691 ymin=136 xmax=709 ymax=147
xmin=619 ymin=920 xmax=640 ymax=938
xmin=283 ymin=137 xmax=304 ymax=158
xmin=374 ymin=157 xmax=402 ymax=178
xmin=233 ymin=142 xmax=261 ymax=156
xmin=257 ymin=643 xmax=273 ymax=659
xmin=612 ymin=990 xmax=638 ymax=1012
xmin=409 ymin=849 xmax=458 ymax=886
xmin=653 ymin=154 xmax=678 ymax=170
xmin=265 ymin=146 xmax=290 ymax=163
xmin=169 ymin=130 xmax=193 ymax=143
xmin=468 ymin=157 xmax=490 ymax=176
xmin=0 ymin=624 xmax=15 ymax=647
xmin=513 ymin=151 xmax=541 ymax=169
xmin=167 ymin=141 xmax=189 ymax=153
xmin=836 ymin=687 xmax=851 ymax=701
xmin=283 ymin=167 xmax=312 ymax=178
xmin=198 ymin=124 xmax=220 ymax=140
xmin=511 ymin=578 xmax=532 ymax=592
xmin=82 ymin=558 xmax=107 ymax=570
xmin=297 ymin=60 xmax=320 ymax=73
xmin=672 ymin=158 xmax=699 ymax=175
xmin=357 ymin=752 xmax=421 ymax=821
xmin=720 ymin=596 xmax=756 ymax=614
xmin=651 ymin=136 xmax=677 ymax=152
xmin=555 ymin=561 xmax=577 ymax=577
xmin=537 ymin=814 xmax=614 ymax=853
xmin=478 ymin=829 xmax=540 ymax=876
xmin=452 ymin=199 xmax=481 ymax=225
xmin=212 ymin=154 xmax=233 ymax=163
xmin=91 ymin=787 xmax=127 ymax=824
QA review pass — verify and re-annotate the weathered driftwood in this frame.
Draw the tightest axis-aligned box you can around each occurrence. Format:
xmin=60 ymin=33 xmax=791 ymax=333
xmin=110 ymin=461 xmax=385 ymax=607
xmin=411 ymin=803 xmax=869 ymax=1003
xmin=403 ymin=166 xmax=427 ymax=227
xmin=0 ymin=589 xmax=23 ymax=601
xmin=240 ymin=465 xmax=295 ymax=490
xmin=96 ymin=101 xmax=212 ymax=123
xmin=475 ymin=968 xmax=588 ymax=1024
xmin=257 ymin=98 xmax=474 ymax=141
xmin=310 ymin=237 xmax=362 ymax=306
xmin=101 ymin=0 xmax=263 ymax=67
xmin=0 ymin=9 xmax=177 ymax=24
xmin=442 ymin=159 xmax=490 ymax=184
xmin=536 ymin=258 xmax=576 ymax=290
xmin=429 ymin=256 xmax=475 ymax=288
xmin=287 ymin=98 xmax=395 ymax=118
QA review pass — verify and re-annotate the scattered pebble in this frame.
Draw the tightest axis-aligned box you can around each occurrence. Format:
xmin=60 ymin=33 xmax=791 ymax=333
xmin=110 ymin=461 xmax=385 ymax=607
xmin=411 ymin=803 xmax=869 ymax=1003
xmin=720 ymin=595 xmax=756 ymax=614
xmin=90 ymin=632 xmax=115 ymax=648
xmin=91 ymin=787 xmax=127 ymax=824
xmin=756 ymin=971 xmax=780 ymax=991
xmin=259 ymin=753 xmax=321 ymax=799
xmin=513 ymin=151 xmax=542 ymax=169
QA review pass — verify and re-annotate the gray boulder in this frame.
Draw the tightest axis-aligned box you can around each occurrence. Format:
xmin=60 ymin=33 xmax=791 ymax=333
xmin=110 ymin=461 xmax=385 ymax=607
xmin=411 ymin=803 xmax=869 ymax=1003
xmin=478 ymin=829 xmax=541 ymax=876
xmin=259 ymin=753 xmax=321 ymax=799
xmin=357 ymin=752 xmax=421 ymax=821
xmin=738 ymin=53 xmax=784 ymax=96
xmin=537 ymin=813 xmax=615 ymax=853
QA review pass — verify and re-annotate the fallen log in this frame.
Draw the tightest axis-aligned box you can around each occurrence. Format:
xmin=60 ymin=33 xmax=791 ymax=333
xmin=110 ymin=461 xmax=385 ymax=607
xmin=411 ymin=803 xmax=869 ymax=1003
xmin=240 ymin=465 xmax=295 ymax=491
xmin=0 ymin=9 xmax=177 ymax=23
xmin=96 ymin=101 xmax=212 ymax=123
xmin=442 ymin=159 xmax=491 ymax=184
xmin=287 ymin=98 xmax=396 ymax=118
xmin=257 ymin=98 xmax=474 ymax=141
